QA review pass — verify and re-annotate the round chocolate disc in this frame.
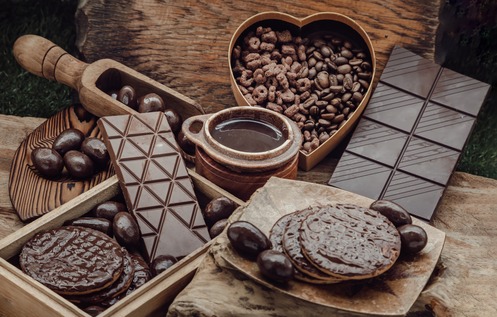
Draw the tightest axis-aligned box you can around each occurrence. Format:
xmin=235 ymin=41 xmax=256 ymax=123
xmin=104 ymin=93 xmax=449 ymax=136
xmin=20 ymin=226 xmax=125 ymax=295
xmin=300 ymin=204 xmax=401 ymax=280
xmin=269 ymin=211 xmax=340 ymax=284
xmin=281 ymin=207 xmax=342 ymax=282
xmin=67 ymin=249 xmax=135 ymax=305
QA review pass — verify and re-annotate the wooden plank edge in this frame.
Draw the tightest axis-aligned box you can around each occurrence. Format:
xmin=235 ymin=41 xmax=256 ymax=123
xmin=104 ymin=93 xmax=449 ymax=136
xmin=0 ymin=257 xmax=88 ymax=317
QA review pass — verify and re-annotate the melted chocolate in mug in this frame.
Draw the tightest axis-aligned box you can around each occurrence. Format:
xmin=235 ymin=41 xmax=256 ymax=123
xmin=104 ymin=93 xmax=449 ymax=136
xmin=211 ymin=118 xmax=285 ymax=152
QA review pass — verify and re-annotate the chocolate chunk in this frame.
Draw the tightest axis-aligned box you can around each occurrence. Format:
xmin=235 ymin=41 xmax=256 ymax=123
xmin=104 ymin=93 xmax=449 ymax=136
xmin=19 ymin=226 xmax=125 ymax=295
xmin=98 ymin=112 xmax=210 ymax=263
xmin=329 ymin=46 xmax=490 ymax=220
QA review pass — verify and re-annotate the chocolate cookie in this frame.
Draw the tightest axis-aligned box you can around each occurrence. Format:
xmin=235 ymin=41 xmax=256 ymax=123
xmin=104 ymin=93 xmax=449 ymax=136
xmin=300 ymin=204 xmax=401 ymax=280
xmin=20 ymin=226 xmax=125 ymax=295
xmin=281 ymin=207 xmax=343 ymax=283
xmin=67 ymin=249 xmax=134 ymax=305
xmin=100 ymin=253 xmax=151 ymax=307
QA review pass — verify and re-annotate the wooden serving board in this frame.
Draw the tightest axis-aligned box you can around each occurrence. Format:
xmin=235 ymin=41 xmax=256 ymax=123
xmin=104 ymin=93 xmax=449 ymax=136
xmin=8 ymin=105 xmax=114 ymax=221
xmin=220 ymin=177 xmax=445 ymax=316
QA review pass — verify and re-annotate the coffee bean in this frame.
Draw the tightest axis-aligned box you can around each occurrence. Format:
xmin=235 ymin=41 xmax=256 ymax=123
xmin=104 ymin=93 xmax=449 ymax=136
xmin=318 ymin=118 xmax=332 ymax=127
xmin=308 ymin=67 xmax=317 ymax=79
xmin=310 ymin=106 xmax=320 ymax=116
xmin=337 ymin=64 xmax=352 ymax=74
xmin=321 ymin=92 xmax=335 ymax=101
xmin=316 ymin=71 xmax=330 ymax=89
xmin=358 ymin=72 xmax=372 ymax=80
xmin=335 ymin=56 xmax=348 ymax=65
xmin=329 ymin=85 xmax=343 ymax=94
xmin=349 ymin=58 xmax=363 ymax=66
xmin=308 ymin=57 xmax=317 ymax=67
xmin=343 ymin=74 xmax=353 ymax=90
xmin=332 ymin=114 xmax=345 ymax=123
xmin=342 ymin=92 xmax=352 ymax=102
xmin=313 ymin=51 xmax=324 ymax=61
xmin=352 ymin=82 xmax=362 ymax=92
xmin=341 ymin=49 xmax=353 ymax=59
xmin=320 ymin=45 xmax=332 ymax=57
xmin=319 ymin=132 xmax=330 ymax=143
xmin=352 ymin=92 xmax=364 ymax=102
xmin=315 ymin=100 xmax=328 ymax=108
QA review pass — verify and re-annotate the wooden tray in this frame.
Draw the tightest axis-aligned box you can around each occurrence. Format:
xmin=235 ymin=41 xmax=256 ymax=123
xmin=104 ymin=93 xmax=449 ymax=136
xmin=8 ymin=105 xmax=114 ymax=221
xmin=221 ymin=177 xmax=445 ymax=316
xmin=0 ymin=172 xmax=244 ymax=317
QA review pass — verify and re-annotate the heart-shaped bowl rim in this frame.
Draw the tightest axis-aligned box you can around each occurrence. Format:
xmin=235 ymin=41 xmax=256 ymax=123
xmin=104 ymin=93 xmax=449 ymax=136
xmin=228 ymin=11 xmax=376 ymax=171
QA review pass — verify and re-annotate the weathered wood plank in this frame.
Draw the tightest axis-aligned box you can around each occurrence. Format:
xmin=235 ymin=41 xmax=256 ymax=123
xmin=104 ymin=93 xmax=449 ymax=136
xmin=75 ymin=0 xmax=440 ymax=114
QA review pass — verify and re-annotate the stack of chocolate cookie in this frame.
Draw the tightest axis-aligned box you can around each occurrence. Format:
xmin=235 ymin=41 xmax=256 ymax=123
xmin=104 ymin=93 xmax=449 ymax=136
xmin=270 ymin=204 xmax=401 ymax=283
xmin=19 ymin=226 xmax=151 ymax=310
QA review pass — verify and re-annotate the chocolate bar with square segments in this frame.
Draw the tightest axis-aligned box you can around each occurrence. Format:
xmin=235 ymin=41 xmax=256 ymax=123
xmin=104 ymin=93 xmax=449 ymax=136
xmin=329 ymin=46 xmax=490 ymax=220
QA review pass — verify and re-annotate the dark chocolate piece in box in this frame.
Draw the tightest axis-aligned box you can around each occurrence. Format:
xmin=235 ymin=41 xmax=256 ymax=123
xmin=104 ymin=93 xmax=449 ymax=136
xmin=98 ymin=112 xmax=210 ymax=263
xmin=329 ymin=46 xmax=490 ymax=220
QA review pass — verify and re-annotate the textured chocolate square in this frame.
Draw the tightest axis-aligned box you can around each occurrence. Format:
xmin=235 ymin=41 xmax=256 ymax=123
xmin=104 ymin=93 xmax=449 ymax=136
xmin=98 ymin=112 xmax=210 ymax=262
xmin=329 ymin=46 xmax=490 ymax=220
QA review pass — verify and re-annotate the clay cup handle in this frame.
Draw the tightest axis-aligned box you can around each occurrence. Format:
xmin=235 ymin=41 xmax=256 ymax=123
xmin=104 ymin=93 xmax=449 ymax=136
xmin=181 ymin=114 xmax=212 ymax=148
xmin=13 ymin=34 xmax=88 ymax=91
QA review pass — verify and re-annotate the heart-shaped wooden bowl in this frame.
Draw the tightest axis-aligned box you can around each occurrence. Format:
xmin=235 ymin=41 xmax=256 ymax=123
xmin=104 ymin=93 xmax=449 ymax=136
xmin=228 ymin=12 xmax=376 ymax=171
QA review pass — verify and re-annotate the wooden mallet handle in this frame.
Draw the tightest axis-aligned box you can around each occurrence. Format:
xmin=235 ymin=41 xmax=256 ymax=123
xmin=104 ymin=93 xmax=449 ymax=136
xmin=13 ymin=34 xmax=88 ymax=91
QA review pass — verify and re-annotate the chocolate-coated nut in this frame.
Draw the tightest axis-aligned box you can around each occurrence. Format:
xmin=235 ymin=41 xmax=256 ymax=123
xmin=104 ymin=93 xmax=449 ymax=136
xmin=370 ymin=200 xmax=412 ymax=227
xmin=117 ymin=85 xmax=137 ymax=109
xmin=91 ymin=201 xmax=127 ymax=220
xmin=138 ymin=93 xmax=165 ymax=113
xmin=81 ymin=137 xmax=109 ymax=168
xmin=177 ymin=130 xmax=196 ymax=156
xmin=227 ymin=221 xmax=271 ymax=260
xmin=398 ymin=224 xmax=428 ymax=254
xmin=164 ymin=108 xmax=182 ymax=134
xmin=209 ymin=218 xmax=228 ymax=238
xmin=63 ymin=150 xmax=94 ymax=179
xmin=203 ymin=196 xmax=237 ymax=227
xmin=113 ymin=211 xmax=140 ymax=249
xmin=83 ymin=305 xmax=106 ymax=317
xmin=65 ymin=217 xmax=112 ymax=236
xmin=31 ymin=147 xmax=64 ymax=178
xmin=150 ymin=254 xmax=178 ymax=277
xmin=257 ymin=249 xmax=294 ymax=283
xmin=52 ymin=128 xmax=85 ymax=156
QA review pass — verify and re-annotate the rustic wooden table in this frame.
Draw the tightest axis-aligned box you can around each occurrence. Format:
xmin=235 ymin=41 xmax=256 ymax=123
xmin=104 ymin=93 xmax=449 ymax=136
xmin=1 ymin=0 xmax=496 ymax=316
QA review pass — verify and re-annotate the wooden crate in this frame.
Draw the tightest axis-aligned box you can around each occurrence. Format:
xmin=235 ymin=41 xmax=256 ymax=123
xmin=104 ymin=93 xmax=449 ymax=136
xmin=0 ymin=171 xmax=244 ymax=317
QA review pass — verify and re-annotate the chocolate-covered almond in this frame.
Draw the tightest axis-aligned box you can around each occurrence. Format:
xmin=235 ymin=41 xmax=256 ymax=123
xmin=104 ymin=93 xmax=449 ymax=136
xmin=227 ymin=221 xmax=271 ymax=260
xmin=64 ymin=150 xmax=94 ymax=179
xmin=117 ymin=85 xmax=137 ymax=109
xmin=257 ymin=249 xmax=294 ymax=283
xmin=203 ymin=197 xmax=237 ymax=227
xmin=31 ymin=147 xmax=64 ymax=178
xmin=65 ymin=217 xmax=112 ymax=236
xmin=164 ymin=108 xmax=182 ymax=134
xmin=137 ymin=93 xmax=165 ymax=113
xmin=81 ymin=137 xmax=109 ymax=168
xmin=370 ymin=200 xmax=412 ymax=227
xmin=209 ymin=218 xmax=228 ymax=238
xmin=92 ymin=201 xmax=128 ymax=220
xmin=150 ymin=254 xmax=178 ymax=277
xmin=398 ymin=224 xmax=428 ymax=254
xmin=52 ymin=128 xmax=85 ymax=156
xmin=113 ymin=211 xmax=140 ymax=249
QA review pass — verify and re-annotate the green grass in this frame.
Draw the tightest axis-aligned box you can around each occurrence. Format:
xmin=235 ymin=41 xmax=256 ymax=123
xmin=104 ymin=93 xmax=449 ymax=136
xmin=0 ymin=0 xmax=77 ymax=118
xmin=1 ymin=0 xmax=497 ymax=179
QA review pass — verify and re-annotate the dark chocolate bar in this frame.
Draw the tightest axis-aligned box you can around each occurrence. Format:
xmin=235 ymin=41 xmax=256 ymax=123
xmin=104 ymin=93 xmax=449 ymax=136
xmin=98 ymin=112 xmax=210 ymax=262
xmin=329 ymin=46 xmax=490 ymax=220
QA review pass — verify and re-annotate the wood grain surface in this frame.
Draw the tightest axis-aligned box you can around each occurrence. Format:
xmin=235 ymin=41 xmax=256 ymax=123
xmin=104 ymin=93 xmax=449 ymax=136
xmin=75 ymin=0 xmax=440 ymax=114
xmin=8 ymin=105 xmax=114 ymax=221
